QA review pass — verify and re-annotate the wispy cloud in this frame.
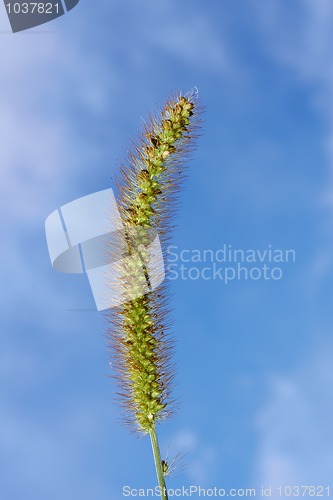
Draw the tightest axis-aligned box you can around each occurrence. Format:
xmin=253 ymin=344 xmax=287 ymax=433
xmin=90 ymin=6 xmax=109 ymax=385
xmin=250 ymin=0 xmax=333 ymax=296
xmin=0 ymin=18 xmax=119 ymax=499
xmin=254 ymin=341 xmax=333 ymax=493
xmin=0 ymin=26 xmax=116 ymax=223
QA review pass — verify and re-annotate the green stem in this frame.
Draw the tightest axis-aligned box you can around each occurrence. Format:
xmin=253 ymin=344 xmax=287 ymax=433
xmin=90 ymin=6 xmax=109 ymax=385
xmin=149 ymin=425 xmax=168 ymax=500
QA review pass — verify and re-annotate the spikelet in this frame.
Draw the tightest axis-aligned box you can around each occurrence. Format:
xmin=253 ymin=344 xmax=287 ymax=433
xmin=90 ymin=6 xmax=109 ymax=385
xmin=161 ymin=448 xmax=188 ymax=477
xmin=106 ymin=91 xmax=200 ymax=434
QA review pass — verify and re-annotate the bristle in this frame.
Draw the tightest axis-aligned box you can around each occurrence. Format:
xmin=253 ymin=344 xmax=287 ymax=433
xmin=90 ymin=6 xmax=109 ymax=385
xmin=106 ymin=92 xmax=200 ymax=433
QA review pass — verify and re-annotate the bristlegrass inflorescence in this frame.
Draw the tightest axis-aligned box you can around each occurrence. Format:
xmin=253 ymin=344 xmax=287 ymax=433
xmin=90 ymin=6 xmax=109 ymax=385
xmin=106 ymin=91 xmax=200 ymax=498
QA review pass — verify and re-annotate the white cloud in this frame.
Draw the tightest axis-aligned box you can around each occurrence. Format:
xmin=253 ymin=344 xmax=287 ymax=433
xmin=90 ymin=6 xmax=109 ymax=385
xmin=251 ymin=0 xmax=333 ymax=293
xmin=0 ymin=23 xmax=116 ymax=223
xmin=0 ymin=14 xmax=120 ymax=320
xmin=254 ymin=342 xmax=333 ymax=494
xmin=253 ymin=0 xmax=333 ymax=168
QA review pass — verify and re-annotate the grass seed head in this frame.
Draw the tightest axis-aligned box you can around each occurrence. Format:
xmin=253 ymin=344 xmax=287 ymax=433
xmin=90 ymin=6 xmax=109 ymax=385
xmin=106 ymin=91 xmax=201 ymax=433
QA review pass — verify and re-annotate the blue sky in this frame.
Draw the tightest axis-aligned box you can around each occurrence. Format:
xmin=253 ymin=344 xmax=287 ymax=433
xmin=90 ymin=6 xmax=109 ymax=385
xmin=1 ymin=1 xmax=333 ymax=498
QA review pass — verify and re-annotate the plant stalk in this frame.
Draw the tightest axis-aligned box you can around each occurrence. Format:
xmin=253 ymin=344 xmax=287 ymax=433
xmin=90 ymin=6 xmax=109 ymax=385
xmin=149 ymin=425 xmax=168 ymax=500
